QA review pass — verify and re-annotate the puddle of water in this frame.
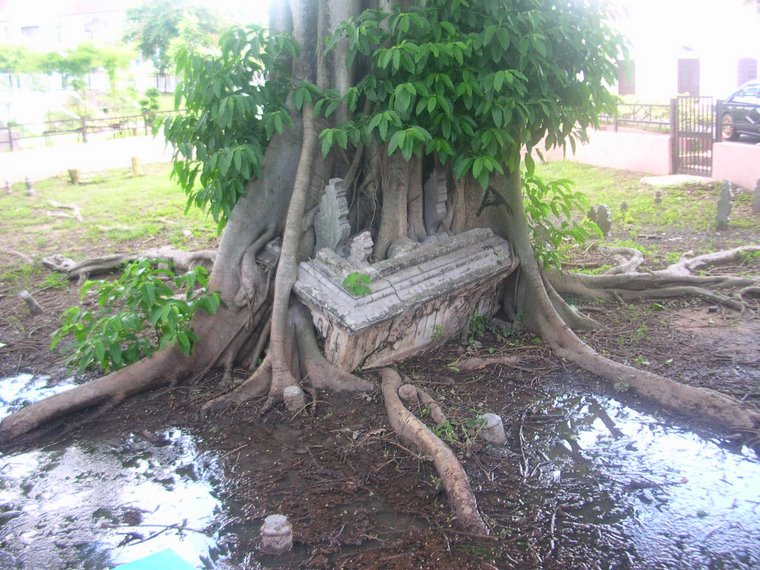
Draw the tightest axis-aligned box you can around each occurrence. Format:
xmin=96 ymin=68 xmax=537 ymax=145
xmin=0 ymin=374 xmax=230 ymax=568
xmin=0 ymin=373 xmax=76 ymax=418
xmin=529 ymin=392 xmax=760 ymax=568
xmin=0 ymin=427 xmax=228 ymax=568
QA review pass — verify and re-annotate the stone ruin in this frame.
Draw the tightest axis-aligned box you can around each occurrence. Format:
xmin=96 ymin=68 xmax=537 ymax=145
xmin=293 ymin=177 xmax=517 ymax=371
xmin=588 ymin=204 xmax=611 ymax=237
xmin=717 ymin=181 xmax=732 ymax=230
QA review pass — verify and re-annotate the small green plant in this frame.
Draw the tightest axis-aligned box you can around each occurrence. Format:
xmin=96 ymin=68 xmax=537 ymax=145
xmin=522 ymin=174 xmax=602 ymax=269
xmin=738 ymin=249 xmax=760 ymax=263
xmin=432 ymin=420 xmax=459 ymax=445
xmin=467 ymin=314 xmax=488 ymax=340
xmin=432 ymin=324 xmax=444 ymax=341
xmin=41 ymin=272 xmax=70 ymax=289
xmin=51 ymin=259 xmax=220 ymax=372
xmin=341 ymin=271 xmax=372 ymax=297
xmin=633 ymin=355 xmax=650 ymax=366
xmin=632 ymin=324 xmax=648 ymax=342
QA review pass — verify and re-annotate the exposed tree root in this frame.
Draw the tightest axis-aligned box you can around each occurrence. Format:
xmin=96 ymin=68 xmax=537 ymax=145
xmin=200 ymin=356 xmax=273 ymax=418
xmin=18 ymin=290 xmax=43 ymax=315
xmin=397 ymin=381 xmax=448 ymax=425
xmin=47 ymin=200 xmax=84 ymax=222
xmin=42 ymin=247 xmax=217 ymax=280
xmin=201 ymin=302 xmax=373 ymax=417
xmin=291 ymin=303 xmax=373 ymax=392
xmin=0 ymin=348 xmax=184 ymax=445
xmin=493 ymin=172 xmax=760 ymax=433
xmin=666 ymin=245 xmax=760 ymax=276
xmin=456 ymin=355 xmax=522 ymax=372
xmin=547 ymin=243 xmax=760 ymax=311
xmin=380 ymin=368 xmax=490 ymax=535
xmin=598 ymin=245 xmax=644 ymax=275
xmin=9 ymin=250 xmax=34 ymax=264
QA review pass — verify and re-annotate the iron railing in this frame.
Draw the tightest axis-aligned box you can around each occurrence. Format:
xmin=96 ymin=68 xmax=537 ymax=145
xmin=600 ymin=103 xmax=672 ymax=133
xmin=0 ymin=110 xmax=177 ymax=152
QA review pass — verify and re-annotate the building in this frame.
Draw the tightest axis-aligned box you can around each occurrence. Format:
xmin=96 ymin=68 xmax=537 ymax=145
xmin=615 ymin=0 xmax=760 ymax=100
xmin=0 ymin=0 xmax=139 ymax=52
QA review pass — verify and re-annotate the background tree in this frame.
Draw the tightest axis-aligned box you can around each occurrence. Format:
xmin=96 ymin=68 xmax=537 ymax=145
xmin=123 ymin=0 xmax=224 ymax=79
xmin=0 ymin=45 xmax=41 ymax=73
xmin=3 ymin=0 xmax=758 ymax=535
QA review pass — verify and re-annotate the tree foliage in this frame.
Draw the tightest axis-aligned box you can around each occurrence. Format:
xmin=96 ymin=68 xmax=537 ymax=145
xmin=163 ymin=26 xmax=298 ymax=227
xmin=163 ymin=0 xmax=624 ymax=236
xmin=51 ymin=260 xmax=219 ymax=373
xmin=324 ymin=0 xmax=624 ymax=186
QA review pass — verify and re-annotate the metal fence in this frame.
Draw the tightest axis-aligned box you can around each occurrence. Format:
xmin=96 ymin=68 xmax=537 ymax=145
xmin=0 ymin=110 xmax=176 ymax=152
xmin=600 ymin=103 xmax=672 ymax=133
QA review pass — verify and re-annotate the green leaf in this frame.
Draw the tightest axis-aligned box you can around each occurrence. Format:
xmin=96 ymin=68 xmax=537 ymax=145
xmin=320 ymin=129 xmax=334 ymax=156
xmin=472 ymin=157 xmax=484 ymax=179
xmin=387 ymin=130 xmax=405 ymax=155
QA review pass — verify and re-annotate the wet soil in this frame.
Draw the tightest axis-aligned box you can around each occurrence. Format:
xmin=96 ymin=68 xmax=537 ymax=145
xmin=1 ymin=294 xmax=759 ymax=568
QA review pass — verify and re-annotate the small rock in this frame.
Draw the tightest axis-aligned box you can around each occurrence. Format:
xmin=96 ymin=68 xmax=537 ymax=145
xmin=588 ymin=204 xmax=612 ymax=237
xmin=260 ymin=514 xmax=293 ymax=555
xmin=716 ymin=181 xmax=731 ymax=230
xmin=24 ymin=176 xmax=34 ymax=197
xmin=283 ymin=385 xmax=307 ymax=413
xmin=707 ymin=305 xmax=718 ymax=313
xmin=477 ymin=413 xmax=507 ymax=445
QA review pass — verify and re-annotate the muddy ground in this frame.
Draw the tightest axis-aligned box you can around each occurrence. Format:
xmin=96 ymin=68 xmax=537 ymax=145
xmin=1 ymin=185 xmax=759 ymax=568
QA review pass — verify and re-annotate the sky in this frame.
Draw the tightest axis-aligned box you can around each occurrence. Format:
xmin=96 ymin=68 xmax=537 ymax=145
xmin=0 ymin=0 xmax=756 ymax=64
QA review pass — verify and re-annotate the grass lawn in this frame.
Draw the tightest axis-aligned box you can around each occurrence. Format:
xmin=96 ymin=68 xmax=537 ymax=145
xmin=0 ymin=162 xmax=218 ymax=289
xmin=535 ymin=160 xmax=760 ymax=267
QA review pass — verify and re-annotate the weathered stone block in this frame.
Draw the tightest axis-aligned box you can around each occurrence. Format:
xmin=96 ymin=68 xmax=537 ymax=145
xmin=314 ymin=178 xmax=350 ymax=253
xmin=293 ymin=228 xmax=517 ymax=371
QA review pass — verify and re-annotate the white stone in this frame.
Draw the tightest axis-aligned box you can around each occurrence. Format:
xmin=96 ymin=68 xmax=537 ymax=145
xmin=477 ymin=413 xmax=506 ymax=445
xmin=260 ymin=514 xmax=293 ymax=555
xmin=283 ymin=386 xmax=306 ymax=413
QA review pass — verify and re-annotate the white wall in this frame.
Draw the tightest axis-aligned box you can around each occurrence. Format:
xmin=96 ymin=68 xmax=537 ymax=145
xmin=616 ymin=0 xmax=760 ymax=99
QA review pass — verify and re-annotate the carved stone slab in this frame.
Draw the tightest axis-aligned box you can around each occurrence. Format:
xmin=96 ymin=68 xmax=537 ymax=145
xmin=423 ymin=167 xmax=448 ymax=235
xmin=314 ymin=178 xmax=351 ymax=253
xmin=293 ymin=228 xmax=517 ymax=371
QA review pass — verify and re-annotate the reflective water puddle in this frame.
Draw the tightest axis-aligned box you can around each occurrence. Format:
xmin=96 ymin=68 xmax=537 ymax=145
xmin=0 ymin=375 xmax=227 ymax=568
xmin=530 ymin=393 xmax=760 ymax=568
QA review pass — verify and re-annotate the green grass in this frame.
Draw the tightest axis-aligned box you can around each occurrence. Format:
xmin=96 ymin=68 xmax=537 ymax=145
xmin=0 ymin=162 xmax=217 ymax=247
xmin=534 ymin=161 xmax=720 ymax=231
xmin=0 ymin=162 xmax=218 ymax=289
xmin=535 ymin=161 xmax=760 ymax=237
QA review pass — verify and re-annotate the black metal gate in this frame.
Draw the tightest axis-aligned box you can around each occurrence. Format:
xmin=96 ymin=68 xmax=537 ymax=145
xmin=671 ymin=96 xmax=714 ymax=176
